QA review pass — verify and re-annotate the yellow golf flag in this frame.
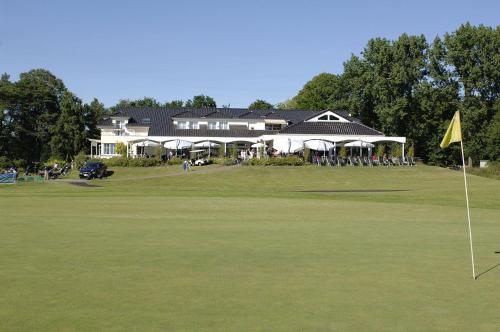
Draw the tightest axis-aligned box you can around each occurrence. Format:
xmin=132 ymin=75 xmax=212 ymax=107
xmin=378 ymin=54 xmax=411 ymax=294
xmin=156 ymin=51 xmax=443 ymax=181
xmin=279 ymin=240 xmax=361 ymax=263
xmin=440 ymin=111 xmax=462 ymax=148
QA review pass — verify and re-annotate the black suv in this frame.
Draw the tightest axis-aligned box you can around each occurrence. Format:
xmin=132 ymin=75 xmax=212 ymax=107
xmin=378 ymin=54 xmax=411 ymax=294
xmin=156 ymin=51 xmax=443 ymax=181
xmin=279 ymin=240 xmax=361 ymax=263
xmin=79 ymin=162 xmax=107 ymax=179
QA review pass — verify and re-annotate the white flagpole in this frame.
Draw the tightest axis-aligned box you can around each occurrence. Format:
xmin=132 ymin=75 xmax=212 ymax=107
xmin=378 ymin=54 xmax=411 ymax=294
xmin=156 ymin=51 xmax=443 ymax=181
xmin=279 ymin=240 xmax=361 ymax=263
xmin=460 ymin=141 xmax=476 ymax=279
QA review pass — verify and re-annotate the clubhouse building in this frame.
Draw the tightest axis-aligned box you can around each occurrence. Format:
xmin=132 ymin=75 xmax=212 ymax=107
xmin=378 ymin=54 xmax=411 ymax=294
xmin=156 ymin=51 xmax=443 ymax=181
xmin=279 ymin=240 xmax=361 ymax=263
xmin=91 ymin=107 xmax=406 ymax=159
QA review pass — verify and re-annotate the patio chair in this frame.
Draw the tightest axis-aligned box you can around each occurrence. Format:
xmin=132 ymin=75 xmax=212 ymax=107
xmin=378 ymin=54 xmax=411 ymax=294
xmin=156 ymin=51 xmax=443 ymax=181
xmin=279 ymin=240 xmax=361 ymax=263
xmin=371 ymin=157 xmax=380 ymax=166
xmin=338 ymin=157 xmax=347 ymax=166
xmin=380 ymin=156 xmax=389 ymax=166
xmin=362 ymin=157 xmax=370 ymax=166
xmin=399 ymin=156 xmax=409 ymax=166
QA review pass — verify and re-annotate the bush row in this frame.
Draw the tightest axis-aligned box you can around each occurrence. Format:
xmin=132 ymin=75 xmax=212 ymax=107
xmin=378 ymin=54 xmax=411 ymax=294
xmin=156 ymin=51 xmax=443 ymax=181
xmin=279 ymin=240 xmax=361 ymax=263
xmin=243 ymin=156 xmax=304 ymax=166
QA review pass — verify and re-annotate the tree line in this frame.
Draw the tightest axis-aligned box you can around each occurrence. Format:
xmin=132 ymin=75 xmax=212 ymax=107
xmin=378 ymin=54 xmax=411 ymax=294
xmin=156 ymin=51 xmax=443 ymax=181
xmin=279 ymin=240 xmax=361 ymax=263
xmin=0 ymin=23 xmax=498 ymax=165
xmin=282 ymin=23 xmax=499 ymax=165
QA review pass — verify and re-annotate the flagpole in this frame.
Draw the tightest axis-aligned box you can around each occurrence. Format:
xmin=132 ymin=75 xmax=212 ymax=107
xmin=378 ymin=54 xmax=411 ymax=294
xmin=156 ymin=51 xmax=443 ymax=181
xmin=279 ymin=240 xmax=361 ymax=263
xmin=460 ymin=141 xmax=476 ymax=279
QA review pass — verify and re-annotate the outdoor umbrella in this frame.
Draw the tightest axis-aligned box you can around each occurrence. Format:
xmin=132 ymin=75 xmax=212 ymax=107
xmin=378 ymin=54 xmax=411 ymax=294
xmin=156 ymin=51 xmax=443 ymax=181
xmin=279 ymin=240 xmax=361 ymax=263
xmin=194 ymin=141 xmax=220 ymax=148
xmin=344 ymin=140 xmax=374 ymax=157
xmin=251 ymin=142 xmax=267 ymax=148
xmin=304 ymin=140 xmax=334 ymax=151
xmin=194 ymin=141 xmax=220 ymax=157
xmin=164 ymin=139 xmax=193 ymax=149
xmin=344 ymin=140 xmax=375 ymax=148
xmin=287 ymin=138 xmax=304 ymax=154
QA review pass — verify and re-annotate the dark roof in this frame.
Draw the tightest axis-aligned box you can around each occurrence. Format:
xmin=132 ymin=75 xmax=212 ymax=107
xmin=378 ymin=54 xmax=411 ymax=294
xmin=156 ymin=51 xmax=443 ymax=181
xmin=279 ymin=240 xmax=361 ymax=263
xmin=279 ymin=122 xmax=383 ymax=136
xmin=98 ymin=107 xmax=383 ymax=137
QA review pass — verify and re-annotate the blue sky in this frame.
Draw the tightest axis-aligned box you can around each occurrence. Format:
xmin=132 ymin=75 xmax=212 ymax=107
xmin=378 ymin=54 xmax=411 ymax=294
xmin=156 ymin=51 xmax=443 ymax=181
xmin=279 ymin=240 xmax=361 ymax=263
xmin=1 ymin=0 xmax=498 ymax=107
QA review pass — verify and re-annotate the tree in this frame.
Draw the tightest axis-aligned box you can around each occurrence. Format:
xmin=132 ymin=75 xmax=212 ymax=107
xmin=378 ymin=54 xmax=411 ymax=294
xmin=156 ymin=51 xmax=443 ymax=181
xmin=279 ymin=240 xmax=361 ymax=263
xmin=85 ymin=98 xmax=106 ymax=140
xmin=275 ymin=99 xmax=298 ymax=109
xmin=442 ymin=23 xmax=500 ymax=163
xmin=50 ymin=91 xmax=86 ymax=160
xmin=248 ymin=99 xmax=274 ymax=110
xmin=164 ymin=100 xmax=184 ymax=108
xmin=10 ymin=69 xmax=67 ymax=161
xmin=185 ymin=94 xmax=216 ymax=108
xmin=292 ymin=73 xmax=346 ymax=110
xmin=485 ymin=108 xmax=500 ymax=161
xmin=110 ymin=97 xmax=161 ymax=113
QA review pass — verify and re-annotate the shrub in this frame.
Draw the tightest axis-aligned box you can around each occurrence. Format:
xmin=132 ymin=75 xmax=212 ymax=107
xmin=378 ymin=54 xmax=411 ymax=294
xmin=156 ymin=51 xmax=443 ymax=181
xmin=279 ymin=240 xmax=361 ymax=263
xmin=339 ymin=147 xmax=347 ymax=158
xmin=407 ymin=145 xmax=415 ymax=158
xmin=115 ymin=142 xmax=127 ymax=157
xmin=13 ymin=159 xmax=27 ymax=169
xmin=167 ymin=157 xmax=184 ymax=165
xmin=44 ymin=158 xmax=66 ymax=168
xmin=303 ymin=147 xmax=311 ymax=163
xmin=0 ymin=156 xmax=11 ymax=169
xmin=376 ymin=144 xmax=385 ymax=157
xmin=73 ymin=151 xmax=88 ymax=169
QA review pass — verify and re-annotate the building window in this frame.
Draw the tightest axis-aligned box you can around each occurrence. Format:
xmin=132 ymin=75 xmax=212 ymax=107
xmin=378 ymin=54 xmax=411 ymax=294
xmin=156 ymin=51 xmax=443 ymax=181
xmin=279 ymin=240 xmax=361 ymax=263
xmin=190 ymin=122 xmax=199 ymax=129
xmin=265 ymin=124 xmax=282 ymax=130
xmin=208 ymin=122 xmax=229 ymax=130
xmin=177 ymin=121 xmax=189 ymax=129
xmin=317 ymin=114 xmax=341 ymax=121
xmin=103 ymin=143 xmax=116 ymax=155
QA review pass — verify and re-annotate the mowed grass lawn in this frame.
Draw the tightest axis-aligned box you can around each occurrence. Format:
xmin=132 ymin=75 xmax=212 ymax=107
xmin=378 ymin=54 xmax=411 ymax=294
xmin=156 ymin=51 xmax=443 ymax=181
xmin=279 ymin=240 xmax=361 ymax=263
xmin=0 ymin=165 xmax=499 ymax=331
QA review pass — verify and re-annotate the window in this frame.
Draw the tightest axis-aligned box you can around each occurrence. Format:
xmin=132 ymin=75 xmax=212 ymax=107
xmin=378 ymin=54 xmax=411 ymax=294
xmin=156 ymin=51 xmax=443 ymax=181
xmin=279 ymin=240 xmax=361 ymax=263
xmin=190 ymin=122 xmax=199 ymax=129
xmin=265 ymin=124 xmax=282 ymax=130
xmin=316 ymin=113 xmax=341 ymax=121
xmin=103 ymin=143 xmax=116 ymax=155
xmin=142 ymin=118 xmax=151 ymax=125
xmin=208 ymin=122 xmax=229 ymax=130
xmin=177 ymin=121 xmax=189 ymax=129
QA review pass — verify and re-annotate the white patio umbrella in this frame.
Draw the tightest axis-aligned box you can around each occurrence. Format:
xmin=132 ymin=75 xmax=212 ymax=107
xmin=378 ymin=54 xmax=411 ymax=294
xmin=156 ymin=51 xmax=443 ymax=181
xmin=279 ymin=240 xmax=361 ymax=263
xmin=164 ymin=139 xmax=193 ymax=150
xmin=194 ymin=141 xmax=219 ymax=158
xmin=287 ymin=138 xmax=304 ymax=154
xmin=194 ymin=141 xmax=220 ymax=148
xmin=164 ymin=140 xmax=193 ymax=156
xmin=133 ymin=140 xmax=160 ymax=147
xmin=344 ymin=140 xmax=374 ymax=157
xmin=344 ymin=140 xmax=375 ymax=148
xmin=304 ymin=139 xmax=335 ymax=151
xmin=251 ymin=142 xmax=267 ymax=148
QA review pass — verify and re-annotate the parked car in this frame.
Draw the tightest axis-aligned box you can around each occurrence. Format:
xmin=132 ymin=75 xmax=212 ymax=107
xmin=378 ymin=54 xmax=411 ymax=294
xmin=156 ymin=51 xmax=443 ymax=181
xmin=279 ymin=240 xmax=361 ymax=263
xmin=79 ymin=162 xmax=107 ymax=179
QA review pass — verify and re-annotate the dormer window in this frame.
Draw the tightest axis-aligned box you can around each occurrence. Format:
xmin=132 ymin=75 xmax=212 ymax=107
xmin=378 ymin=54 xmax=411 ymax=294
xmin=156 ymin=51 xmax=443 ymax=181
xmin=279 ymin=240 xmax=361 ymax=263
xmin=318 ymin=114 xmax=340 ymax=121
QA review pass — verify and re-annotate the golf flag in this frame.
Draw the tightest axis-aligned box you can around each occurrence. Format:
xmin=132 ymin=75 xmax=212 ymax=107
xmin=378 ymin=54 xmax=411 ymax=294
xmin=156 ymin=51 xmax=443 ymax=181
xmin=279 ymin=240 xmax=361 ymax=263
xmin=440 ymin=111 xmax=462 ymax=149
xmin=440 ymin=111 xmax=476 ymax=279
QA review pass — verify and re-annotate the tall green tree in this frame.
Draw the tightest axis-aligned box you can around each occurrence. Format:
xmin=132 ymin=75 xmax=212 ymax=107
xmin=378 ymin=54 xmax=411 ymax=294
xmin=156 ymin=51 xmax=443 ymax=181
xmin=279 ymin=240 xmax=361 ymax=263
xmin=292 ymin=73 xmax=346 ymax=110
xmin=185 ymin=94 xmax=216 ymax=108
xmin=248 ymin=99 xmax=273 ymax=110
xmin=9 ymin=69 xmax=66 ymax=161
xmin=50 ymin=92 xmax=86 ymax=159
xmin=443 ymin=23 xmax=500 ymax=163
xmin=84 ymin=98 xmax=106 ymax=140
xmin=164 ymin=100 xmax=184 ymax=108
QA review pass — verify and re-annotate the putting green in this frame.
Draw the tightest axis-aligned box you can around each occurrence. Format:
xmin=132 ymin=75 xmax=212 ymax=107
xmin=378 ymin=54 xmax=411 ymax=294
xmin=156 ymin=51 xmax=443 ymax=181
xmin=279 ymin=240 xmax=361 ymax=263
xmin=0 ymin=165 xmax=499 ymax=331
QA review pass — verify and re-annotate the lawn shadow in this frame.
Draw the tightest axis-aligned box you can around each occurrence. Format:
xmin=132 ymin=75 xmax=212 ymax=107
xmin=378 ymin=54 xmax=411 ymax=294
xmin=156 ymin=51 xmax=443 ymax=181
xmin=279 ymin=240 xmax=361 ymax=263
xmin=105 ymin=170 xmax=114 ymax=178
xmin=475 ymin=263 xmax=500 ymax=279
